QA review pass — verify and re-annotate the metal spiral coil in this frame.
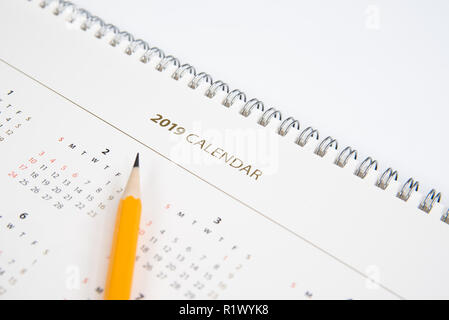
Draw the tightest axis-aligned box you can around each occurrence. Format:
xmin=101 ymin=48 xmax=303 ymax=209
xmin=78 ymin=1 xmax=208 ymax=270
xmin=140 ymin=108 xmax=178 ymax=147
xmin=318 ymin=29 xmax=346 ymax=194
xmin=205 ymin=81 xmax=229 ymax=98
xmin=296 ymin=127 xmax=319 ymax=147
xmin=172 ymin=64 xmax=197 ymax=81
xmin=188 ymin=72 xmax=213 ymax=89
xmin=278 ymin=117 xmax=300 ymax=136
xmin=125 ymin=39 xmax=149 ymax=56
xmin=155 ymin=55 xmax=180 ymax=72
xmin=223 ymin=89 xmax=246 ymax=108
xmin=441 ymin=210 xmax=449 ymax=224
xmin=419 ymin=189 xmax=441 ymax=213
xmin=397 ymin=178 xmax=419 ymax=201
xmin=240 ymin=99 xmax=265 ymax=117
xmin=355 ymin=157 xmax=378 ymax=179
xmin=35 ymin=0 xmax=446 ymax=216
xmin=80 ymin=13 xmax=103 ymax=31
xmin=315 ymin=136 xmax=337 ymax=158
xmin=110 ymin=31 xmax=134 ymax=47
xmin=376 ymin=168 xmax=398 ymax=190
xmin=52 ymin=0 xmax=74 ymax=15
xmin=258 ymin=108 xmax=282 ymax=127
xmin=95 ymin=24 xmax=118 ymax=39
xmin=141 ymin=47 xmax=165 ymax=64
xmin=335 ymin=146 xmax=357 ymax=168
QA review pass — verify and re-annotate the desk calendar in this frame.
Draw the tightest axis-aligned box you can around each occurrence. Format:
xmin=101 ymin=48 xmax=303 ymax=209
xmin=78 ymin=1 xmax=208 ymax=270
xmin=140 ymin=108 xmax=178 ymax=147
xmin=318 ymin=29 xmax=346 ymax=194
xmin=0 ymin=0 xmax=448 ymax=300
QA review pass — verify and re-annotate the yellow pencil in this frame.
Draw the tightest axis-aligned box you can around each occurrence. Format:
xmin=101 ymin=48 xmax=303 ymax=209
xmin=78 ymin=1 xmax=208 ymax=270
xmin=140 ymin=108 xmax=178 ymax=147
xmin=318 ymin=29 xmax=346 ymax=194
xmin=104 ymin=153 xmax=142 ymax=300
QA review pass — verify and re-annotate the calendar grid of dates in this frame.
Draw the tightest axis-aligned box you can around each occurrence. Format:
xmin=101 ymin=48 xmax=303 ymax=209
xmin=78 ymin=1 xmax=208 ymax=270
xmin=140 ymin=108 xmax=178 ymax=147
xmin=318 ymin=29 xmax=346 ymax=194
xmin=0 ymin=89 xmax=32 ymax=144
xmin=110 ymin=204 xmax=252 ymax=300
xmin=6 ymin=137 xmax=124 ymax=219
xmin=0 ymin=211 xmax=50 ymax=297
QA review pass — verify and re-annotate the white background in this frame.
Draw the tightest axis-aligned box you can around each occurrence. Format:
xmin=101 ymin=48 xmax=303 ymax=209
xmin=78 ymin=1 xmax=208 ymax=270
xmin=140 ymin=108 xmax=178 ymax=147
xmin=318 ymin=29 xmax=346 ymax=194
xmin=74 ymin=0 xmax=448 ymax=198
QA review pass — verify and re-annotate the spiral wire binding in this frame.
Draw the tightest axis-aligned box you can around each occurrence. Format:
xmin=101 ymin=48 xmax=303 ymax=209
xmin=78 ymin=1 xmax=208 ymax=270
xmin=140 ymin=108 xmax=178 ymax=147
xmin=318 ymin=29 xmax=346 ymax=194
xmin=296 ymin=127 xmax=319 ymax=147
xmin=335 ymin=147 xmax=357 ymax=168
xmin=441 ymin=209 xmax=449 ymax=224
xmin=376 ymin=168 xmax=398 ymax=190
xmin=33 ymin=0 xmax=446 ymax=219
xmin=397 ymin=178 xmax=419 ymax=202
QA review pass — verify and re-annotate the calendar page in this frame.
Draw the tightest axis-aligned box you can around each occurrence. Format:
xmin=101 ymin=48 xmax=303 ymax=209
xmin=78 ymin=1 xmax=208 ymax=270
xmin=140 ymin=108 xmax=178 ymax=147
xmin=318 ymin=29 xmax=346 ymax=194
xmin=0 ymin=60 xmax=397 ymax=300
xmin=1 ymin=0 xmax=449 ymax=300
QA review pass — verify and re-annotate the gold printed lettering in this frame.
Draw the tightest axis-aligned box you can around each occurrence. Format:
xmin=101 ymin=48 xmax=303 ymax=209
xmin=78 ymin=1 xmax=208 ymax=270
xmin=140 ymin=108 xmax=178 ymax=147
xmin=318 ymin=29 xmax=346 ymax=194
xmin=250 ymin=169 xmax=263 ymax=181
xmin=194 ymin=139 xmax=206 ymax=149
xmin=186 ymin=134 xmax=198 ymax=143
xmin=229 ymin=158 xmax=243 ymax=169
xmin=182 ymin=129 xmax=263 ymax=181
xmin=211 ymin=148 xmax=224 ymax=158
xmin=240 ymin=165 xmax=251 ymax=175
xmin=204 ymin=143 xmax=213 ymax=154
xmin=220 ymin=152 xmax=233 ymax=164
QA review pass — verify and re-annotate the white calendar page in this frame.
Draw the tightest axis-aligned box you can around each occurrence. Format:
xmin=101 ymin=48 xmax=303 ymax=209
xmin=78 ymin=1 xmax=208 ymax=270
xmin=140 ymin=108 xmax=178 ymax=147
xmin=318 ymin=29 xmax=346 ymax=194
xmin=0 ymin=62 xmax=395 ymax=300
xmin=0 ymin=0 xmax=448 ymax=300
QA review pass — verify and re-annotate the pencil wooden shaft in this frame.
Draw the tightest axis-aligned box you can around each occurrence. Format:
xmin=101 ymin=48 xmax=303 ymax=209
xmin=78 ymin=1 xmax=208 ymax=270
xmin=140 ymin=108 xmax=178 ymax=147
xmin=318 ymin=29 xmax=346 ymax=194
xmin=105 ymin=167 xmax=141 ymax=300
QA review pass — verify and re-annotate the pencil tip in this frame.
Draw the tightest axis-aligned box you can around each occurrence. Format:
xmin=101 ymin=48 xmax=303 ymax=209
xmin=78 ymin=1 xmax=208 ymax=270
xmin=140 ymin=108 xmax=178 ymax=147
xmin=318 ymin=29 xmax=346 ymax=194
xmin=133 ymin=153 xmax=140 ymax=168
